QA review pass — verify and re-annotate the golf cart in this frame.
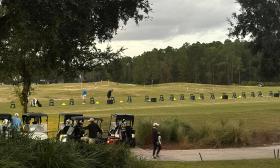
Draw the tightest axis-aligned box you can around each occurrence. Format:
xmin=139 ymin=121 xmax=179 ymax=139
xmin=57 ymin=112 xmax=83 ymax=142
xmin=107 ymin=114 xmax=136 ymax=147
xmin=71 ymin=116 xmax=106 ymax=144
xmin=22 ymin=112 xmax=48 ymax=140
xmin=0 ymin=113 xmax=12 ymax=138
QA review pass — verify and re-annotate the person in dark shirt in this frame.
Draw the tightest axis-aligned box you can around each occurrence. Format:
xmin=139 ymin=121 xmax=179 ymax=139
xmin=107 ymin=89 xmax=113 ymax=99
xmin=72 ymin=120 xmax=84 ymax=141
xmin=57 ymin=119 xmax=71 ymax=141
xmin=83 ymin=118 xmax=103 ymax=144
xmin=152 ymin=123 xmax=161 ymax=159
xmin=61 ymin=119 xmax=71 ymax=134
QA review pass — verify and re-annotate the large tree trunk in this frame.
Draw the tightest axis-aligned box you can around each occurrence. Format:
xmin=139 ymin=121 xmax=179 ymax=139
xmin=21 ymin=70 xmax=31 ymax=114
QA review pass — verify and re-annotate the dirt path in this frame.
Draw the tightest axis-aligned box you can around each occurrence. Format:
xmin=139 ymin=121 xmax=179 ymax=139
xmin=132 ymin=145 xmax=280 ymax=161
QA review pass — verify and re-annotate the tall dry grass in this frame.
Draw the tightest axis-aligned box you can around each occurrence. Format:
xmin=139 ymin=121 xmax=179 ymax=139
xmin=136 ymin=119 xmax=249 ymax=148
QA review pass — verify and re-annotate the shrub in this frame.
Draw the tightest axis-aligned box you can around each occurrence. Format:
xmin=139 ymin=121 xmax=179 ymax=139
xmin=136 ymin=120 xmax=153 ymax=146
xmin=188 ymin=124 xmax=211 ymax=143
xmin=189 ymin=120 xmax=249 ymax=148
xmin=0 ymin=159 xmax=22 ymax=168
xmin=0 ymin=136 xmax=151 ymax=168
xmin=137 ymin=119 xmax=249 ymax=148
xmin=136 ymin=119 xmax=193 ymax=146
xmin=161 ymin=119 xmax=193 ymax=143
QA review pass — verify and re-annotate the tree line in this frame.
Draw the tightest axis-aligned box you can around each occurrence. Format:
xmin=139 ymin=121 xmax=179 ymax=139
xmin=85 ymin=39 xmax=262 ymax=85
xmin=0 ymin=39 xmax=275 ymax=86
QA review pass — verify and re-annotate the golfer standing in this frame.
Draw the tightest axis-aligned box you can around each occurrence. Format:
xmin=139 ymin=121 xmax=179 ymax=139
xmin=107 ymin=89 xmax=113 ymax=99
xmin=152 ymin=123 xmax=161 ymax=159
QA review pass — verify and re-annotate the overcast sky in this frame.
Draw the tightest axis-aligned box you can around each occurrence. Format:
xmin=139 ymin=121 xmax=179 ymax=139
xmin=98 ymin=0 xmax=240 ymax=57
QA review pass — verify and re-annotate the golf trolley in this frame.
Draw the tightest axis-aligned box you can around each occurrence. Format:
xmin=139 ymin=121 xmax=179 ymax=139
xmin=107 ymin=114 xmax=136 ymax=147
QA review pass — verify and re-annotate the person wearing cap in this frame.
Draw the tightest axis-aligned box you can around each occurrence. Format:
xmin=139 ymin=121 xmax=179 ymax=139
xmin=11 ymin=113 xmax=22 ymax=132
xmin=152 ymin=123 xmax=161 ymax=159
xmin=83 ymin=118 xmax=103 ymax=144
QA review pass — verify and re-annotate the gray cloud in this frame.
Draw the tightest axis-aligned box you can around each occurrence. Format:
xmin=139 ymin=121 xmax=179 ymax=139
xmin=114 ymin=0 xmax=239 ymax=41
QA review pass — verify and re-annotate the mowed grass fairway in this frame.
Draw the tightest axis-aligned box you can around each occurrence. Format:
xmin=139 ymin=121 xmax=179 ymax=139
xmin=154 ymin=160 xmax=280 ymax=168
xmin=1 ymin=82 xmax=280 ymax=138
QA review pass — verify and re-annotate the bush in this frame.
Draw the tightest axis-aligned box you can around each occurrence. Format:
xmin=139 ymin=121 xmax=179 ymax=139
xmin=188 ymin=124 xmax=211 ymax=143
xmin=136 ymin=120 xmax=153 ymax=146
xmin=0 ymin=136 xmax=151 ymax=168
xmin=136 ymin=119 xmax=193 ymax=146
xmin=213 ymin=120 xmax=249 ymax=147
xmin=0 ymin=159 xmax=22 ymax=168
xmin=137 ymin=119 xmax=249 ymax=148
xmin=189 ymin=120 xmax=249 ymax=148
xmin=160 ymin=119 xmax=193 ymax=143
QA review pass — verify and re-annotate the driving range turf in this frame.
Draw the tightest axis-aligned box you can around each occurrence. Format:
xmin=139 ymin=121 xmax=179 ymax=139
xmin=153 ymin=159 xmax=280 ymax=168
xmin=1 ymin=82 xmax=280 ymax=136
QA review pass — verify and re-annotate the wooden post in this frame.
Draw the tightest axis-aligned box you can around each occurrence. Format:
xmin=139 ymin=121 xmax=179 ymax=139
xmin=199 ymin=153 xmax=203 ymax=161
